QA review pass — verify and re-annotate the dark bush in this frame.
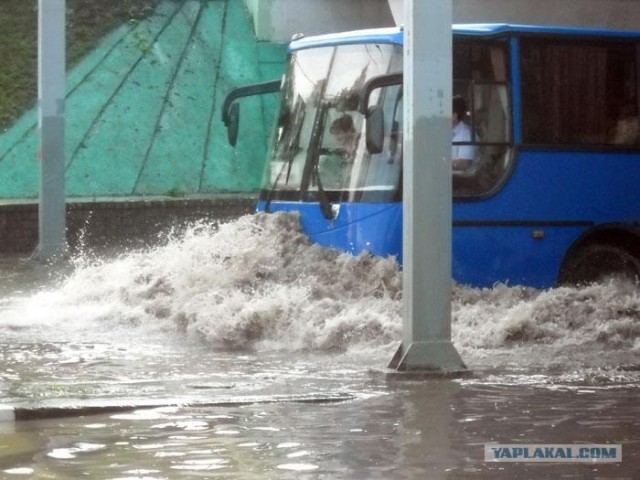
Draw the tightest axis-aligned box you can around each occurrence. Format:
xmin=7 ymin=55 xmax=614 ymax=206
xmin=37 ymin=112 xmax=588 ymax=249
xmin=0 ymin=0 xmax=158 ymax=130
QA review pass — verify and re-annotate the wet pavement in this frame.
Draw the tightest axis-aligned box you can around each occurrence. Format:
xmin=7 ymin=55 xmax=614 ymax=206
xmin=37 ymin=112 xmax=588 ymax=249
xmin=1 ymin=378 xmax=638 ymax=479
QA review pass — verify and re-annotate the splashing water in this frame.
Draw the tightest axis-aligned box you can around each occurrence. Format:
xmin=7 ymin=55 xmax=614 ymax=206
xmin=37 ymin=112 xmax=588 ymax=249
xmin=1 ymin=212 xmax=639 ymax=373
xmin=1 ymin=213 xmax=402 ymax=354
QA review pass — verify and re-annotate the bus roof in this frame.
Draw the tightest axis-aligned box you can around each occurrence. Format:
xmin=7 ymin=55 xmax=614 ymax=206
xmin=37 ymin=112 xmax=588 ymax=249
xmin=289 ymin=23 xmax=640 ymax=52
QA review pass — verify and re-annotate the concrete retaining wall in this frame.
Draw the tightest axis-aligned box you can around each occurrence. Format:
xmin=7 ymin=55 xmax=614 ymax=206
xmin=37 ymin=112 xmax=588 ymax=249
xmin=244 ymin=0 xmax=394 ymax=42
xmin=0 ymin=197 xmax=256 ymax=254
xmin=246 ymin=0 xmax=640 ymax=43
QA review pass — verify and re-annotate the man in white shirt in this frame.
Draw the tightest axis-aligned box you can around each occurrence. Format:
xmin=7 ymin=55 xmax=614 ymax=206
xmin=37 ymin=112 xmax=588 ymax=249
xmin=452 ymin=95 xmax=475 ymax=171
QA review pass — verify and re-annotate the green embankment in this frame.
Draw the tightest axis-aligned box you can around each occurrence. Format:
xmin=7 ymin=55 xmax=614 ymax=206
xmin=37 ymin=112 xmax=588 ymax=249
xmin=0 ymin=0 xmax=285 ymax=199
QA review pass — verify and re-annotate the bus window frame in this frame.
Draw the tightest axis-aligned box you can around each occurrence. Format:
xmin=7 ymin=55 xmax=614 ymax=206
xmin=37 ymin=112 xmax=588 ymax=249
xmin=451 ymin=38 xmax=516 ymax=201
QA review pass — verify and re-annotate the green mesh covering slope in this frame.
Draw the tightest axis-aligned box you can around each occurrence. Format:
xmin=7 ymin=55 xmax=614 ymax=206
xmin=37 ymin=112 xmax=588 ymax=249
xmin=0 ymin=0 xmax=285 ymax=199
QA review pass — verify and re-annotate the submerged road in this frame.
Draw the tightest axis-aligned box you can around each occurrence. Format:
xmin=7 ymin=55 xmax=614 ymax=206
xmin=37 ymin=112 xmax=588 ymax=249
xmin=1 ymin=214 xmax=638 ymax=478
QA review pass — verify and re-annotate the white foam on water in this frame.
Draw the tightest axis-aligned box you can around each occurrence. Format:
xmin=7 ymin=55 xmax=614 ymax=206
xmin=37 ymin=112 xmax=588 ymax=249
xmin=1 ymin=212 xmax=638 ymax=373
xmin=453 ymin=280 xmax=640 ymax=371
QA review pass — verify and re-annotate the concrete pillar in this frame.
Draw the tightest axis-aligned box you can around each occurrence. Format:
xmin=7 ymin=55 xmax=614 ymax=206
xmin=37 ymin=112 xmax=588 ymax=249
xmin=389 ymin=0 xmax=466 ymax=373
xmin=33 ymin=0 xmax=68 ymax=260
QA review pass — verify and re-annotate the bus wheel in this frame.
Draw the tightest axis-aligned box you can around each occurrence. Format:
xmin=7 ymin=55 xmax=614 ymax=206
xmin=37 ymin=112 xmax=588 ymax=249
xmin=560 ymin=243 xmax=640 ymax=286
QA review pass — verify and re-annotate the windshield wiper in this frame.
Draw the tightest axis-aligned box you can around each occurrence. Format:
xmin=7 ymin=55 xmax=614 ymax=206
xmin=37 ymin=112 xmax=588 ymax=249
xmin=314 ymin=162 xmax=334 ymax=220
xmin=303 ymin=102 xmax=335 ymax=220
xmin=264 ymin=100 xmax=306 ymax=213
xmin=264 ymin=156 xmax=291 ymax=213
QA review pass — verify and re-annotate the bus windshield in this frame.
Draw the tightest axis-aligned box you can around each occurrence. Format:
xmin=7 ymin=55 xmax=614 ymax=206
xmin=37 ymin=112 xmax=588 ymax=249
xmin=264 ymin=43 xmax=403 ymax=203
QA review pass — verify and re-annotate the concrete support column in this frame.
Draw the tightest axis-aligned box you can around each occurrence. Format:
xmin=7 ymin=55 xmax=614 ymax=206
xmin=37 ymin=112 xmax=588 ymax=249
xmin=33 ymin=0 xmax=68 ymax=260
xmin=389 ymin=0 xmax=466 ymax=373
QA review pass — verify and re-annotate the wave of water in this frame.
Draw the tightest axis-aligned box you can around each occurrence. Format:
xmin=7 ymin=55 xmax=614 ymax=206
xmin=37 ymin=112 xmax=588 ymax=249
xmin=1 ymin=212 xmax=639 ymax=371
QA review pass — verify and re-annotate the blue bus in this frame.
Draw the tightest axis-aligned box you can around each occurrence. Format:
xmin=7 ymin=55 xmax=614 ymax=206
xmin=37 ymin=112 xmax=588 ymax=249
xmin=223 ymin=24 xmax=640 ymax=288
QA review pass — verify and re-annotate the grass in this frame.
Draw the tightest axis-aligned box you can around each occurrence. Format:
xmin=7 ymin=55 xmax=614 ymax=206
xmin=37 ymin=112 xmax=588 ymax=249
xmin=0 ymin=0 xmax=158 ymax=132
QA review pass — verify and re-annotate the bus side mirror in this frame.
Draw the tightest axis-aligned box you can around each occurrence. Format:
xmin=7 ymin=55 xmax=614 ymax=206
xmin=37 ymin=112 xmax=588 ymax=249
xmin=222 ymin=79 xmax=281 ymax=148
xmin=366 ymin=105 xmax=384 ymax=154
xmin=225 ymin=102 xmax=240 ymax=147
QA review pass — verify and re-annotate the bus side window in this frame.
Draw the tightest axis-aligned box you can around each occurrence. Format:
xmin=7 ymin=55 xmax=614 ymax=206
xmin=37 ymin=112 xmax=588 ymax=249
xmin=452 ymin=40 xmax=513 ymax=197
xmin=453 ymin=81 xmax=511 ymax=195
xmin=520 ymin=39 xmax=639 ymax=147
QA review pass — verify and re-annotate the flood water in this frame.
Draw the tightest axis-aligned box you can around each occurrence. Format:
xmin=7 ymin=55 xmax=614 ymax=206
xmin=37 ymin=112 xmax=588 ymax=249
xmin=0 ymin=213 xmax=639 ymax=478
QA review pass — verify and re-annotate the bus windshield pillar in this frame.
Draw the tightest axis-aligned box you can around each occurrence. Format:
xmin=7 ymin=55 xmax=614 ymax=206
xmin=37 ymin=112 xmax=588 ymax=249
xmin=389 ymin=0 xmax=466 ymax=374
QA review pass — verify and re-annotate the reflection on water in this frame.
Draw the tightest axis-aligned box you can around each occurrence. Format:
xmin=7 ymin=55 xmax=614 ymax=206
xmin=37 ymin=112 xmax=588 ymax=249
xmin=0 ymin=213 xmax=639 ymax=477
xmin=1 ymin=383 xmax=638 ymax=479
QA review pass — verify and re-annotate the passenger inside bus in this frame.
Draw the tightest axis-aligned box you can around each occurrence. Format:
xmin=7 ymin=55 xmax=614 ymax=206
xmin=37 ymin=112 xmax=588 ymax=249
xmin=328 ymin=114 xmax=358 ymax=157
xmin=611 ymin=103 xmax=640 ymax=145
xmin=317 ymin=113 xmax=359 ymax=189
xmin=452 ymin=95 xmax=476 ymax=171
